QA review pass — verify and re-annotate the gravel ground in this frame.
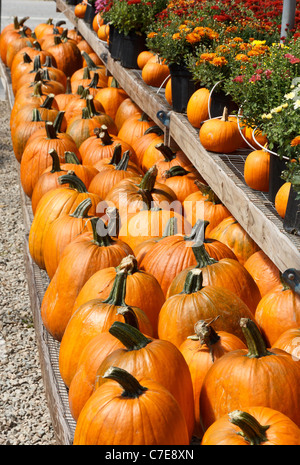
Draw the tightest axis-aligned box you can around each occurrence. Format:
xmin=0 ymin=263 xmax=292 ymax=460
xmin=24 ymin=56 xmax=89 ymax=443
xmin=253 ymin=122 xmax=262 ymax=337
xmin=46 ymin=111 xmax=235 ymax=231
xmin=0 ymin=100 xmax=57 ymax=445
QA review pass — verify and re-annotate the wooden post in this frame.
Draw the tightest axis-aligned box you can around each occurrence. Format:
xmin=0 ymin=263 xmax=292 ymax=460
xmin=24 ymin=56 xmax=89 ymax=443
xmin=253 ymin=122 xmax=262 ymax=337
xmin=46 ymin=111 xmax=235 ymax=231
xmin=280 ymin=0 xmax=297 ymax=41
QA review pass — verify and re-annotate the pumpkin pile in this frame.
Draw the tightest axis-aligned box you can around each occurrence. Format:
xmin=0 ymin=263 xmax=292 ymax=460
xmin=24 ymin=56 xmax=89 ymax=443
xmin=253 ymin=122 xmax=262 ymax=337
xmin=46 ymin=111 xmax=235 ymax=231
xmin=4 ymin=16 xmax=300 ymax=446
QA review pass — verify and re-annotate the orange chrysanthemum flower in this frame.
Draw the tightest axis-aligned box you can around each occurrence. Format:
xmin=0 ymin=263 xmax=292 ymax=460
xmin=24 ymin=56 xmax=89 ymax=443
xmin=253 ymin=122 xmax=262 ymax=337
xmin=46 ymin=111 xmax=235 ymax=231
xmin=291 ymin=136 xmax=300 ymax=146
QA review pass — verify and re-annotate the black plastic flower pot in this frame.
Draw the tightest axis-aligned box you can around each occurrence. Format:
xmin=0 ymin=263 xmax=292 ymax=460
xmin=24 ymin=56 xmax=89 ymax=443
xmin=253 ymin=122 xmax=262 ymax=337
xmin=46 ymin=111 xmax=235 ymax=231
xmin=108 ymin=25 xmax=124 ymax=60
xmin=120 ymin=31 xmax=147 ymax=69
xmin=268 ymin=154 xmax=287 ymax=204
xmin=210 ymin=88 xmax=238 ymax=119
xmin=283 ymin=185 xmax=300 ymax=236
xmin=169 ymin=63 xmax=197 ymax=113
xmin=84 ymin=3 xmax=96 ymax=29
xmin=67 ymin=0 xmax=81 ymax=5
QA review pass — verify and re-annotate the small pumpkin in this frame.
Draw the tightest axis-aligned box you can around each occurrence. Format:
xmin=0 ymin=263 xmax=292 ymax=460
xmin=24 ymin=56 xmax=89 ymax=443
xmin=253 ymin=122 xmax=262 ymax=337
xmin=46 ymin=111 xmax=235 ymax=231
xmin=187 ymin=88 xmax=210 ymax=128
xmin=141 ymin=55 xmax=170 ymax=88
xmin=275 ymin=182 xmax=291 ymax=219
xmin=244 ymin=146 xmax=270 ymax=192
xmin=159 ymin=165 xmax=203 ymax=204
xmin=199 ymin=107 xmax=244 ymax=154
xmin=94 ymin=78 xmax=128 ymax=120
xmin=117 ymin=112 xmax=155 ymax=147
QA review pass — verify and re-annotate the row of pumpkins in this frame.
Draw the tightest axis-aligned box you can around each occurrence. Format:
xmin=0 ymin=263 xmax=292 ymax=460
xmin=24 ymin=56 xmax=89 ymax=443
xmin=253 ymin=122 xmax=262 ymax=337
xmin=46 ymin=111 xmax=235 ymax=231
xmin=3 ymin=15 xmax=300 ymax=445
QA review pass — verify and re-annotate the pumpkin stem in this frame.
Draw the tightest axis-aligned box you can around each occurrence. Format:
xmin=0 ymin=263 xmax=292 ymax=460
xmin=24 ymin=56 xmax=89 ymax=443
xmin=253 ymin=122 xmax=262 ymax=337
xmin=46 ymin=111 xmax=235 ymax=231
xmin=155 ymin=143 xmax=177 ymax=162
xmin=102 ymin=366 xmax=148 ymax=399
xmin=240 ymin=318 xmax=273 ymax=358
xmin=103 ymin=269 xmax=128 ymax=306
xmin=31 ymin=81 xmax=43 ymax=97
xmin=88 ymin=72 xmax=99 ymax=90
xmin=33 ymin=40 xmax=42 ymax=51
xmin=110 ymin=77 xmax=119 ymax=88
xmin=81 ymin=51 xmax=100 ymax=70
xmin=45 ymin=121 xmax=58 ymax=140
xmin=106 ymin=206 xmax=121 ymax=237
xmin=188 ymin=318 xmax=221 ymax=362
xmin=108 ymin=143 xmax=122 ymax=165
xmin=162 ymin=217 xmax=178 ymax=237
xmin=143 ymin=125 xmax=164 ymax=136
xmin=116 ymin=306 xmax=140 ymax=330
xmin=22 ymin=52 xmax=32 ymax=64
xmin=53 ymin=111 xmax=65 ymax=133
xmin=184 ymin=219 xmax=209 ymax=243
xmin=139 ymin=112 xmax=150 ymax=122
xmin=115 ymin=150 xmax=130 ymax=171
xmin=109 ymin=321 xmax=152 ymax=351
xmin=64 ymin=151 xmax=80 ymax=164
xmin=81 ymin=107 xmax=90 ymax=120
xmin=82 ymin=66 xmax=91 ymax=80
xmin=138 ymin=165 xmax=157 ymax=191
xmin=228 ymin=410 xmax=270 ymax=445
xmin=182 ymin=268 xmax=204 ymax=295
xmin=40 ymin=93 xmax=55 ymax=109
xmin=42 ymin=55 xmax=55 ymax=69
xmin=164 ymin=166 xmax=190 ymax=179
xmin=65 ymin=77 xmax=72 ymax=95
xmin=76 ymin=84 xmax=85 ymax=97
xmin=31 ymin=108 xmax=44 ymax=123
xmin=89 ymin=217 xmax=114 ymax=247
xmin=192 ymin=243 xmax=218 ymax=268
xmin=58 ymin=172 xmax=88 ymax=192
xmin=70 ymin=197 xmax=92 ymax=218
xmin=86 ymin=94 xmax=100 ymax=117
xmin=48 ymin=148 xmax=62 ymax=173
xmin=97 ymin=125 xmax=113 ymax=145
xmin=138 ymin=188 xmax=154 ymax=211
xmin=116 ymin=255 xmax=139 ymax=275
xmin=221 ymin=106 xmax=229 ymax=122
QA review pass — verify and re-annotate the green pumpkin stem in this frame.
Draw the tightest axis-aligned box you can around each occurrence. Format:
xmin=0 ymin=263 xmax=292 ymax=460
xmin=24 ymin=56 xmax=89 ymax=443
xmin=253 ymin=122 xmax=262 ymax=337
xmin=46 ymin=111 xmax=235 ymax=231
xmin=182 ymin=268 xmax=204 ymax=294
xmin=103 ymin=270 xmax=128 ymax=306
xmin=70 ymin=197 xmax=92 ymax=218
xmin=31 ymin=81 xmax=43 ymax=97
xmin=115 ymin=150 xmax=130 ymax=171
xmin=89 ymin=217 xmax=114 ymax=247
xmin=22 ymin=52 xmax=32 ymax=64
xmin=102 ymin=366 xmax=148 ymax=398
xmin=192 ymin=243 xmax=218 ymax=268
xmin=138 ymin=188 xmax=154 ymax=211
xmin=138 ymin=165 xmax=157 ymax=191
xmin=82 ymin=66 xmax=91 ymax=80
xmin=109 ymin=321 xmax=152 ymax=351
xmin=58 ymin=172 xmax=88 ymax=192
xmin=162 ymin=217 xmax=178 ymax=237
xmin=81 ymin=51 xmax=100 ymax=70
xmin=143 ymin=125 xmax=164 ymax=136
xmin=48 ymin=148 xmax=62 ymax=173
xmin=86 ymin=94 xmax=100 ymax=117
xmin=228 ymin=410 xmax=270 ymax=445
xmin=31 ymin=108 xmax=43 ymax=123
xmin=164 ymin=165 xmax=190 ymax=179
xmin=240 ymin=318 xmax=273 ymax=358
xmin=64 ymin=151 xmax=80 ymax=164
xmin=65 ymin=77 xmax=72 ymax=94
xmin=88 ymin=72 xmax=99 ymax=89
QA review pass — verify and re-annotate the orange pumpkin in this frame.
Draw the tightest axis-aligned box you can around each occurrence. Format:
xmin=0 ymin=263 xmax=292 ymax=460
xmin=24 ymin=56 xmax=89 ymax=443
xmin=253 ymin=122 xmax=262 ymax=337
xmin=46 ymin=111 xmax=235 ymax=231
xmin=179 ymin=318 xmax=246 ymax=437
xmin=73 ymin=366 xmax=190 ymax=445
xmin=41 ymin=219 xmax=134 ymax=342
xmin=141 ymin=55 xmax=170 ymax=88
xmin=244 ymin=147 xmax=270 ymax=192
xmin=58 ymin=269 xmax=153 ymax=387
xmin=199 ymin=107 xmax=244 ymax=154
xmin=94 ymin=78 xmax=128 ymax=120
xmin=187 ymin=88 xmax=210 ymax=128
xmin=117 ymin=112 xmax=155 ymax=147
xmin=244 ymin=250 xmax=281 ymax=298
xmin=114 ymin=98 xmax=142 ymax=132
xmin=275 ymin=182 xmax=291 ymax=219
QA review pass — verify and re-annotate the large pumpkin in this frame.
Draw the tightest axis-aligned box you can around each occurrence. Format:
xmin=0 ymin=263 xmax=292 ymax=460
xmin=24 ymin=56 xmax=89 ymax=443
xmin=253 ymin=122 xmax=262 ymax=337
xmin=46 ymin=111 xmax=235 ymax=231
xmin=93 ymin=321 xmax=195 ymax=440
xmin=72 ymin=255 xmax=165 ymax=337
xmin=41 ymin=218 xmax=134 ymax=341
xmin=158 ymin=268 xmax=256 ymax=347
xmin=200 ymin=318 xmax=300 ymax=430
xmin=201 ymin=407 xmax=300 ymax=445
xmin=58 ymin=270 xmax=153 ymax=387
xmin=244 ymin=250 xmax=281 ymax=298
xmin=166 ymin=243 xmax=261 ymax=313
xmin=179 ymin=319 xmax=245 ymax=438
xmin=255 ymin=269 xmax=300 ymax=346
xmin=73 ymin=366 xmax=189 ymax=445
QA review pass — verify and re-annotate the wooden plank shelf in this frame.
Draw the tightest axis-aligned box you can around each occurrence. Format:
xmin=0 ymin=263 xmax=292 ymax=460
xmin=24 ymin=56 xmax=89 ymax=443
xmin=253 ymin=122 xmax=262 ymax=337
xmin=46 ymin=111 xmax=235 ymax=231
xmin=55 ymin=0 xmax=300 ymax=272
